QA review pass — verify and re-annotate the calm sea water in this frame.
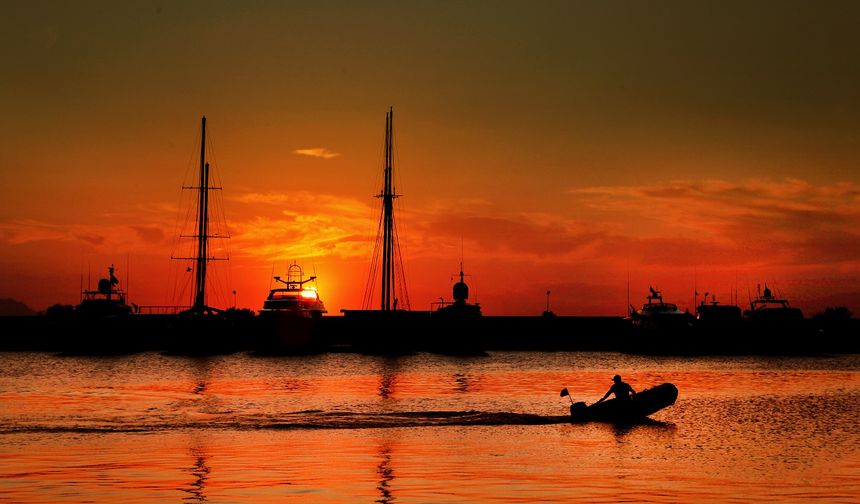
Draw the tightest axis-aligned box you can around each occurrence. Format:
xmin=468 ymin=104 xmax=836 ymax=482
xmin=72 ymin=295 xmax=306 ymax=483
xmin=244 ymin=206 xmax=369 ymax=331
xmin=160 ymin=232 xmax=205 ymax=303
xmin=0 ymin=351 xmax=858 ymax=502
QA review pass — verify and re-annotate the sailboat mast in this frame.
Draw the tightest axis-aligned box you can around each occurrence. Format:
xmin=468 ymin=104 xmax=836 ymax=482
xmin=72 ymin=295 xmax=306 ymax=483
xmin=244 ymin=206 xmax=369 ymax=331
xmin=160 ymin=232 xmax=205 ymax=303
xmin=193 ymin=116 xmax=208 ymax=311
xmin=381 ymin=108 xmax=394 ymax=311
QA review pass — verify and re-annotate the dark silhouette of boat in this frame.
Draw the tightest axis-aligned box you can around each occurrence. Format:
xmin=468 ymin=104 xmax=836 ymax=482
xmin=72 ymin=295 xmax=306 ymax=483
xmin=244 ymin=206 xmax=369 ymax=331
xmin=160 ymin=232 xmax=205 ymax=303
xmin=696 ymin=294 xmax=742 ymax=323
xmin=689 ymin=293 xmax=745 ymax=353
xmin=52 ymin=264 xmax=145 ymax=354
xmin=431 ymin=262 xmax=482 ymax=319
xmin=566 ymin=383 xmax=678 ymax=423
xmin=623 ymin=288 xmax=694 ymax=354
xmin=627 ymin=287 xmax=694 ymax=332
xmin=256 ymin=262 xmax=327 ymax=354
xmin=428 ymin=262 xmax=485 ymax=355
xmin=76 ymin=265 xmax=134 ymax=318
xmin=341 ymin=107 xmax=427 ymax=354
xmin=744 ymin=284 xmax=803 ymax=320
xmin=163 ymin=116 xmax=237 ymax=355
xmin=740 ymin=284 xmax=812 ymax=354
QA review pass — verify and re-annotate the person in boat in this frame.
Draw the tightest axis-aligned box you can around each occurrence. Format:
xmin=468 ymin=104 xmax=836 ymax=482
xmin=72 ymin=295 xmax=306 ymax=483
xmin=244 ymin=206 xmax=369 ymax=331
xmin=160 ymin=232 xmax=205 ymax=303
xmin=596 ymin=374 xmax=636 ymax=403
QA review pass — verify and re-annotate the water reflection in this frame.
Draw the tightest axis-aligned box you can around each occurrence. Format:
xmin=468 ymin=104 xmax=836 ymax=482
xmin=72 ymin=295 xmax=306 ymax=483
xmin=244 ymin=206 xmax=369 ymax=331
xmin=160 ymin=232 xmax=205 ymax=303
xmin=378 ymin=359 xmax=400 ymax=400
xmin=611 ymin=419 xmax=677 ymax=437
xmin=375 ymin=442 xmax=395 ymax=504
xmin=453 ymin=373 xmax=471 ymax=393
xmin=179 ymin=445 xmax=210 ymax=502
xmin=189 ymin=357 xmax=213 ymax=395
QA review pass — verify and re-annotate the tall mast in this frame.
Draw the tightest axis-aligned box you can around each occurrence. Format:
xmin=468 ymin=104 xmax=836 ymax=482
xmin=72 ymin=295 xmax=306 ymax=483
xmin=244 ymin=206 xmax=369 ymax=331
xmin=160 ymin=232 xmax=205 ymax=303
xmin=381 ymin=108 xmax=394 ymax=311
xmin=171 ymin=115 xmax=230 ymax=314
xmin=193 ymin=116 xmax=209 ymax=311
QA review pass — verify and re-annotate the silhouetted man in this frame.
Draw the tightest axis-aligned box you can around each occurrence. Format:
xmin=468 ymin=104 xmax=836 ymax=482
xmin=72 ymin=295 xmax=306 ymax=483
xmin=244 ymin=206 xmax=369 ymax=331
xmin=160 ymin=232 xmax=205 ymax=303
xmin=596 ymin=374 xmax=636 ymax=403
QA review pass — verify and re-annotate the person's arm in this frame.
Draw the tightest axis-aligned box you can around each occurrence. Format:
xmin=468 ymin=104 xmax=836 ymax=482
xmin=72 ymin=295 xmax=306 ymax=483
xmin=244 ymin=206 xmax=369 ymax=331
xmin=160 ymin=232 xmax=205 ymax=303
xmin=629 ymin=384 xmax=637 ymax=397
xmin=596 ymin=389 xmax=611 ymax=403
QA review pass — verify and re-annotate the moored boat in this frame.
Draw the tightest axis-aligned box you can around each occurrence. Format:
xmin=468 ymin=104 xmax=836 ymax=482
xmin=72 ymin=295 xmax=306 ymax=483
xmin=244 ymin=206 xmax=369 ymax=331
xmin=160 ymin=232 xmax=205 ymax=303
xmin=627 ymin=287 xmax=694 ymax=332
xmin=76 ymin=265 xmax=134 ymax=318
xmin=744 ymin=285 xmax=803 ymax=320
xmin=428 ymin=262 xmax=485 ymax=355
xmin=257 ymin=262 xmax=327 ymax=354
xmin=341 ymin=107 xmax=423 ymax=354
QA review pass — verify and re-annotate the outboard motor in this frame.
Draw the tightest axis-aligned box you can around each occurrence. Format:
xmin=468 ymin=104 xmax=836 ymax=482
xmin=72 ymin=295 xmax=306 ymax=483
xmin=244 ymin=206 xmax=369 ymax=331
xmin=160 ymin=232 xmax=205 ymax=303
xmin=570 ymin=401 xmax=588 ymax=419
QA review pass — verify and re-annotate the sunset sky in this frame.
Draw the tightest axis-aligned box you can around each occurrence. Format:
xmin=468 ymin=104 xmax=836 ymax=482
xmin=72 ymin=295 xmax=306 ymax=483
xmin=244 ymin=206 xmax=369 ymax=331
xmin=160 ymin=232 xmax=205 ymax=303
xmin=2 ymin=0 xmax=860 ymax=315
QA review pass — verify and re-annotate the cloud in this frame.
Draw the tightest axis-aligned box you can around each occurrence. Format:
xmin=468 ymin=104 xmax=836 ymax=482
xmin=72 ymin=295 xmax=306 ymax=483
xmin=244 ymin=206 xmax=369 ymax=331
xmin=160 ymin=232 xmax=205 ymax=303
xmin=293 ymin=148 xmax=341 ymax=159
xmin=569 ymin=178 xmax=860 ymax=267
xmin=130 ymin=225 xmax=167 ymax=244
xmin=419 ymin=213 xmax=606 ymax=259
xmin=0 ymin=218 xmax=169 ymax=254
xmin=232 ymin=192 xmax=291 ymax=205
xmin=228 ymin=192 xmax=375 ymax=261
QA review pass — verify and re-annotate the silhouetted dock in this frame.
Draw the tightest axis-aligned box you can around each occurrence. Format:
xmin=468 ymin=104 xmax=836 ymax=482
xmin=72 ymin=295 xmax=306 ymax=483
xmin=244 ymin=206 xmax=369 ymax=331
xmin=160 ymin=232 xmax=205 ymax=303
xmin=1 ymin=314 xmax=857 ymax=355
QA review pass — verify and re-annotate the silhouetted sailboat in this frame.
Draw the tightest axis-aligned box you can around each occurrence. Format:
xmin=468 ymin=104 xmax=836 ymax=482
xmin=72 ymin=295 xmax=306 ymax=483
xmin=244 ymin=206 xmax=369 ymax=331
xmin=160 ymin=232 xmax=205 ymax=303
xmin=341 ymin=108 xmax=429 ymax=353
xmin=166 ymin=116 xmax=236 ymax=355
xmin=172 ymin=116 xmax=229 ymax=316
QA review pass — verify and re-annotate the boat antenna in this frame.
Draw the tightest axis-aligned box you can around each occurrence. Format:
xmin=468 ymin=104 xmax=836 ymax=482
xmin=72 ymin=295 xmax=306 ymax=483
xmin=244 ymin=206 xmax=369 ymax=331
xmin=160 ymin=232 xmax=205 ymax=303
xmin=126 ymin=253 xmax=130 ymax=304
xmin=79 ymin=261 xmax=84 ymax=303
xmin=312 ymin=263 xmax=319 ymax=290
xmin=546 ymin=289 xmax=551 ymax=313
xmin=626 ymin=257 xmax=630 ymax=316
xmin=694 ymin=265 xmax=698 ymax=310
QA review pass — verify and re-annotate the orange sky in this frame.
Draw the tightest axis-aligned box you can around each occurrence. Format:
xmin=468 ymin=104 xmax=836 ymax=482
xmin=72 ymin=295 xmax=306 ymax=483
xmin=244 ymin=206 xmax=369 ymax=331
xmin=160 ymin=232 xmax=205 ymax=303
xmin=2 ymin=1 xmax=860 ymax=315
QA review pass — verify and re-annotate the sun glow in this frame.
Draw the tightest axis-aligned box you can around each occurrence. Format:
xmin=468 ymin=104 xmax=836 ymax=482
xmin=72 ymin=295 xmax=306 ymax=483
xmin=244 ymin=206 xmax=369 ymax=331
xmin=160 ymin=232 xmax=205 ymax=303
xmin=301 ymin=289 xmax=319 ymax=299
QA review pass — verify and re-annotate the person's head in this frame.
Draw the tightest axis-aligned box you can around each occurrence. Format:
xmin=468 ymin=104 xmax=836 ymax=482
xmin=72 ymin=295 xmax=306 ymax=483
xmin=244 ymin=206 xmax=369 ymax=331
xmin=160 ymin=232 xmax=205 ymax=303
xmin=612 ymin=374 xmax=621 ymax=383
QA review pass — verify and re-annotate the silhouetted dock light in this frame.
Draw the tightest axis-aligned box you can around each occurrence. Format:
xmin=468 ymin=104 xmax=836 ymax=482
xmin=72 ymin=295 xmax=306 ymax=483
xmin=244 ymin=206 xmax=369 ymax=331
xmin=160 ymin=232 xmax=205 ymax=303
xmin=543 ymin=289 xmax=556 ymax=317
xmin=232 ymin=290 xmax=237 ymax=308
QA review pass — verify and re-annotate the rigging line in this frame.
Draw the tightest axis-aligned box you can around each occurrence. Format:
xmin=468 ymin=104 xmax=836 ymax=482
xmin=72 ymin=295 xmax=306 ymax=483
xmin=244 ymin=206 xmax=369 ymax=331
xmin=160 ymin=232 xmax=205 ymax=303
xmin=169 ymin=127 xmax=203 ymax=308
xmin=393 ymin=197 xmax=411 ymax=297
xmin=312 ymin=262 xmax=319 ymax=292
xmin=392 ymin=219 xmax=411 ymax=310
xmin=269 ymin=263 xmax=275 ymax=291
xmin=362 ymin=211 xmax=385 ymax=309
xmin=394 ymin=218 xmax=409 ymax=308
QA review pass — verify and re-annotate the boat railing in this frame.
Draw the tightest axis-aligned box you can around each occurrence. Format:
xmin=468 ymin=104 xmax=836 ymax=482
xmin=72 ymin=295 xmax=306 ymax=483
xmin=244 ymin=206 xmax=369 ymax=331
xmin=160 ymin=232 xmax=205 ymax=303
xmin=137 ymin=305 xmax=192 ymax=315
xmin=431 ymin=298 xmax=452 ymax=311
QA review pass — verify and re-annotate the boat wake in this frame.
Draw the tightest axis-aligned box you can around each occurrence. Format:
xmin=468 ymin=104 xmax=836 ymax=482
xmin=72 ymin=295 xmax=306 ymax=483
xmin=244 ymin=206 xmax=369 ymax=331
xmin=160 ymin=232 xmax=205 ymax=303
xmin=3 ymin=410 xmax=574 ymax=434
xmin=264 ymin=410 xmax=572 ymax=430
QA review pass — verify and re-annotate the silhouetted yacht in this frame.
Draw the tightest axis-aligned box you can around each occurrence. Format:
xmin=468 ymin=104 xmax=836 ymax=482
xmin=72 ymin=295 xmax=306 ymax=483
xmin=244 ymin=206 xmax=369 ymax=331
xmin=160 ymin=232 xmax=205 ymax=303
xmin=744 ymin=285 xmax=803 ymax=320
xmin=695 ymin=294 xmax=742 ymax=323
xmin=431 ymin=263 xmax=482 ymax=320
xmin=740 ymin=284 xmax=811 ymax=353
xmin=428 ymin=263 xmax=485 ymax=355
xmin=257 ymin=262 xmax=327 ymax=353
xmin=51 ymin=264 xmax=140 ymax=355
xmin=77 ymin=265 xmax=134 ymax=318
xmin=628 ymin=287 xmax=694 ymax=331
